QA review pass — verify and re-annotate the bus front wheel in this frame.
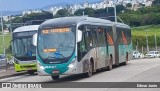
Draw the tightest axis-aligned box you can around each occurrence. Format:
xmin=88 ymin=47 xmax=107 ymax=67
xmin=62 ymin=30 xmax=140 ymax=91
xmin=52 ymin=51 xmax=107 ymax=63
xmin=108 ymin=55 xmax=113 ymax=71
xmin=28 ymin=70 xmax=35 ymax=75
xmin=51 ymin=75 xmax=59 ymax=80
xmin=86 ymin=62 xmax=93 ymax=77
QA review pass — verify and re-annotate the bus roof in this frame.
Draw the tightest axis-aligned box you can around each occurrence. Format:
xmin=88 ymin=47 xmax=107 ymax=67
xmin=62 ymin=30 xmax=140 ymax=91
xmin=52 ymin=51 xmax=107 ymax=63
xmin=114 ymin=22 xmax=130 ymax=29
xmin=39 ymin=16 xmax=112 ymax=29
xmin=13 ymin=25 xmax=39 ymax=33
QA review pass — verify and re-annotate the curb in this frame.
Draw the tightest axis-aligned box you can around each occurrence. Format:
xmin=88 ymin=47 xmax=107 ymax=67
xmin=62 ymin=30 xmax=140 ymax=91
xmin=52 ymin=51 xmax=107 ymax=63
xmin=0 ymin=71 xmax=28 ymax=79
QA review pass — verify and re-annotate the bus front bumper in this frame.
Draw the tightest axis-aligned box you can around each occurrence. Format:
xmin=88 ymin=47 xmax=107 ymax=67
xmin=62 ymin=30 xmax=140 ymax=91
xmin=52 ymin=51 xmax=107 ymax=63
xmin=14 ymin=63 xmax=37 ymax=72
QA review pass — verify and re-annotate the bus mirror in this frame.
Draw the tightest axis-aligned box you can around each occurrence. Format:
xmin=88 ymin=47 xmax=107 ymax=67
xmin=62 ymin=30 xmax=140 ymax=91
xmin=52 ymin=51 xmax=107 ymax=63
xmin=77 ymin=30 xmax=82 ymax=43
xmin=32 ymin=33 xmax=37 ymax=46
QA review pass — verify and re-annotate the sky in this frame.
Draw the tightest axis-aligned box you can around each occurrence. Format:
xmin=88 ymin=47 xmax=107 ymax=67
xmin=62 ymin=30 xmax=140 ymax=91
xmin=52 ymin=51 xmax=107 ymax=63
xmin=0 ymin=0 xmax=101 ymax=11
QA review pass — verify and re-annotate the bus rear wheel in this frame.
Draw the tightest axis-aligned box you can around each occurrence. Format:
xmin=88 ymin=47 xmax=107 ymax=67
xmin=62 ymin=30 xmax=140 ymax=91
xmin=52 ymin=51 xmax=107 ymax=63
xmin=51 ymin=75 xmax=59 ymax=80
xmin=108 ymin=57 xmax=112 ymax=71
xmin=124 ymin=52 xmax=129 ymax=65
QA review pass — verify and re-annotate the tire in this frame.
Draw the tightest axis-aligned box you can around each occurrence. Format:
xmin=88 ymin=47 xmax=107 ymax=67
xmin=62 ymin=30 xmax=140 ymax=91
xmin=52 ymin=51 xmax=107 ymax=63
xmin=124 ymin=53 xmax=129 ymax=65
xmin=51 ymin=75 xmax=59 ymax=80
xmin=108 ymin=57 xmax=112 ymax=71
xmin=86 ymin=62 xmax=93 ymax=77
xmin=28 ymin=70 xmax=35 ymax=75
xmin=133 ymin=56 xmax=135 ymax=59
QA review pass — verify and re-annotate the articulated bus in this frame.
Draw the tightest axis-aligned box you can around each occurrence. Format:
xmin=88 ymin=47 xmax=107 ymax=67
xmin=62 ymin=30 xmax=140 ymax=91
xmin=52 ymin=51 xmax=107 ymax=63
xmin=12 ymin=25 xmax=39 ymax=74
xmin=34 ymin=16 xmax=132 ymax=80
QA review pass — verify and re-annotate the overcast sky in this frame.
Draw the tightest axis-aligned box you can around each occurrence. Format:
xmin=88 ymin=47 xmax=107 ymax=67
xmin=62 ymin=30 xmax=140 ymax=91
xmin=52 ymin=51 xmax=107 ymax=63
xmin=0 ymin=0 xmax=101 ymax=11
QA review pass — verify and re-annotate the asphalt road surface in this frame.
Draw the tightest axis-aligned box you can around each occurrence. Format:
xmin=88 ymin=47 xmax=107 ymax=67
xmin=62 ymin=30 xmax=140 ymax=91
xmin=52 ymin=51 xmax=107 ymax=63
xmin=0 ymin=58 xmax=160 ymax=91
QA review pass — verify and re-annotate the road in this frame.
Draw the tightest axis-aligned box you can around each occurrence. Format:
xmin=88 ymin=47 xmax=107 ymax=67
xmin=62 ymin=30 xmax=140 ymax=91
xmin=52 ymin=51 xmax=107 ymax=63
xmin=0 ymin=58 xmax=160 ymax=91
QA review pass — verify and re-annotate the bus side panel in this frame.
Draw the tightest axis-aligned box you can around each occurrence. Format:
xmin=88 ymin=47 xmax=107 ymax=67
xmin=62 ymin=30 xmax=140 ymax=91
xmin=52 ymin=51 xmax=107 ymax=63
xmin=78 ymin=48 xmax=97 ymax=73
xmin=119 ymin=45 xmax=126 ymax=63
xmin=113 ymin=26 xmax=119 ymax=65
xmin=95 ymin=47 xmax=107 ymax=69
xmin=108 ymin=46 xmax=115 ymax=65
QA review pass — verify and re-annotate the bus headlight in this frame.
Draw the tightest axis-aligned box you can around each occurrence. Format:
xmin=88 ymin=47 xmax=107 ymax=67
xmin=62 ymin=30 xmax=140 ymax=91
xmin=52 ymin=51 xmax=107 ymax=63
xmin=68 ymin=60 xmax=75 ymax=68
xmin=40 ymin=66 xmax=45 ymax=70
xmin=38 ymin=62 xmax=45 ymax=70
xmin=14 ymin=58 xmax=19 ymax=64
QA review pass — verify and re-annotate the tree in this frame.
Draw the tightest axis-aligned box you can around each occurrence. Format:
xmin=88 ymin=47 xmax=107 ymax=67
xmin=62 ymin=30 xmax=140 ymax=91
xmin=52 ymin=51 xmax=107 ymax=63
xmin=152 ymin=0 xmax=160 ymax=6
xmin=22 ymin=11 xmax=53 ymax=23
xmin=74 ymin=8 xmax=94 ymax=17
xmin=116 ymin=5 xmax=126 ymax=13
xmin=10 ymin=17 xmax=22 ymax=23
xmin=126 ymin=3 xmax=132 ymax=8
xmin=54 ymin=9 xmax=70 ymax=18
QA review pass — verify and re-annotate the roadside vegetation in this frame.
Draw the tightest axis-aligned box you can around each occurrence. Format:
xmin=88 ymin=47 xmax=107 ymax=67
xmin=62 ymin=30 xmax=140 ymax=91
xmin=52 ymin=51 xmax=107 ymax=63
xmin=0 ymin=0 xmax=159 ymax=56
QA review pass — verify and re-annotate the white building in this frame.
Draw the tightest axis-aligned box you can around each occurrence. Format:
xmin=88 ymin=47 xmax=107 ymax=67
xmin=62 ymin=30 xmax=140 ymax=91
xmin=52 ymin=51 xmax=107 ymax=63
xmin=48 ymin=6 xmax=63 ymax=16
xmin=22 ymin=10 xmax=42 ymax=16
xmin=21 ymin=0 xmax=154 ymax=16
xmin=2 ymin=15 xmax=15 ymax=22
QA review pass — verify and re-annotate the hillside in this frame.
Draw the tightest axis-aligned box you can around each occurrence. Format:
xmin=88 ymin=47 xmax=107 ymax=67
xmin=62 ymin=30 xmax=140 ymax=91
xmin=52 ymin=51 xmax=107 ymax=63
xmin=131 ymin=25 xmax=160 ymax=48
xmin=132 ymin=24 xmax=160 ymax=36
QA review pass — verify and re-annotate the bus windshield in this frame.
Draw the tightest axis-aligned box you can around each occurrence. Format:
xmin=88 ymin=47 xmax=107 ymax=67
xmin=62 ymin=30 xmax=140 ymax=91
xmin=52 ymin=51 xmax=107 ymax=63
xmin=13 ymin=31 xmax=37 ymax=61
xmin=38 ymin=27 xmax=75 ymax=64
xmin=13 ymin=37 xmax=36 ymax=60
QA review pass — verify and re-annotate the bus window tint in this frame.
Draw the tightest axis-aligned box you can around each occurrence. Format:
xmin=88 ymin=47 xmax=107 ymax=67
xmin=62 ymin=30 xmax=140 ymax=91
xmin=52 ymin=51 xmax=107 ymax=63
xmin=125 ymin=29 xmax=131 ymax=44
xmin=97 ymin=27 xmax=106 ymax=47
xmin=77 ymin=25 xmax=87 ymax=61
xmin=84 ymin=26 xmax=94 ymax=50
xmin=106 ymin=27 xmax=113 ymax=46
xmin=117 ymin=27 xmax=131 ymax=45
xmin=78 ymin=25 xmax=86 ymax=52
xmin=91 ymin=26 xmax=98 ymax=47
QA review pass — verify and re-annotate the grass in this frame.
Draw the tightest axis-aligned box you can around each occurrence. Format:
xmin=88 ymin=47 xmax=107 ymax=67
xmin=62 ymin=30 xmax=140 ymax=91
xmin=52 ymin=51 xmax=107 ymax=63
xmin=0 ymin=33 xmax=12 ymax=59
xmin=131 ymin=24 xmax=160 ymax=36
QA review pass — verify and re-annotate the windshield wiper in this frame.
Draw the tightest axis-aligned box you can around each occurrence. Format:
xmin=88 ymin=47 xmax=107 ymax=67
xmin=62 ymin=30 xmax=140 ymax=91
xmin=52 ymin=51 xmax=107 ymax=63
xmin=54 ymin=52 xmax=65 ymax=58
xmin=44 ymin=56 xmax=56 ymax=61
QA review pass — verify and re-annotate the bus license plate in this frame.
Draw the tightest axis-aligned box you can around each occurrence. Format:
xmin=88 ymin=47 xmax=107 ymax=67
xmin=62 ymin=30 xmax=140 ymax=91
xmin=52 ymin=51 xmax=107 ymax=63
xmin=52 ymin=70 xmax=59 ymax=74
xmin=28 ymin=68 xmax=32 ymax=70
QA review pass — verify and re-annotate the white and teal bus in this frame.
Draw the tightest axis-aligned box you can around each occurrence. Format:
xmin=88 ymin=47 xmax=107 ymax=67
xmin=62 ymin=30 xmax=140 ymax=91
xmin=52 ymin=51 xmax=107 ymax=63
xmin=12 ymin=25 xmax=39 ymax=74
xmin=34 ymin=16 xmax=132 ymax=80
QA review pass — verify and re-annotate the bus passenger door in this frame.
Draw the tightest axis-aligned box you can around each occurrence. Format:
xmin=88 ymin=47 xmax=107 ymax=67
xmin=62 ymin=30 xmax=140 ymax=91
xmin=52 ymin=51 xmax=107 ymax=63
xmin=96 ymin=27 xmax=108 ymax=68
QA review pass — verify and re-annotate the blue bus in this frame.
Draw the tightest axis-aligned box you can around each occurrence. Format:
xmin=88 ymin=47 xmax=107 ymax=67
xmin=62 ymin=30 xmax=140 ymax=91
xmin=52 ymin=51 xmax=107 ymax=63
xmin=33 ymin=16 xmax=132 ymax=80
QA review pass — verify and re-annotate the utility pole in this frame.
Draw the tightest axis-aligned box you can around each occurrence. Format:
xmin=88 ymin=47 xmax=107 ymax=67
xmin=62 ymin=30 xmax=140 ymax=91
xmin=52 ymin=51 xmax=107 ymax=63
xmin=9 ymin=16 xmax=12 ymax=38
xmin=1 ymin=11 xmax=7 ymax=70
xmin=145 ymin=30 xmax=149 ymax=58
xmin=1 ymin=11 xmax=5 ymax=56
xmin=114 ymin=0 xmax=117 ymax=22
xmin=136 ymin=39 xmax=138 ymax=52
xmin=155 ymin=32 xmax=157 ymax=57
xmin=155 ymin=32 xmax=157 ymax=52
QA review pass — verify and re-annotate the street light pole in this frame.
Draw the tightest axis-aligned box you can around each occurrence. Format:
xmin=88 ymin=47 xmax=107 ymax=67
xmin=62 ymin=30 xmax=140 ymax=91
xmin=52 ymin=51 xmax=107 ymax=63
xmin=1 ymin=11 xmax=7 ymax=70
xmin=146 ymin=30 xmax=149 ymax=58
xmin=9 ymin=16 xmax=12 ymax=38
xmin=114 ymin=0 xmax=117 ymax=22
xmin=155 ymin=32 xmax=157 ymax=52
xmin=1 ymin=11 xmax=5 ymax=56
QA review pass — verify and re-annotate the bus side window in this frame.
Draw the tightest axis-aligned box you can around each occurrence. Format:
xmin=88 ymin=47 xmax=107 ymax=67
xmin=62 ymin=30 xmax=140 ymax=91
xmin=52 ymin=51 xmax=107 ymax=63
xmin=84 ymin=26 xmax=94 ymax=50
xmin=97 ymin=27 xmax=106 ymax=47
xmin=125 ymin=29 xmax=131 ymax=45
xmin=91 ymin=26 xmax=98 ymax=47
xmin=77 ymin=25 xmax=87 ymax=61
